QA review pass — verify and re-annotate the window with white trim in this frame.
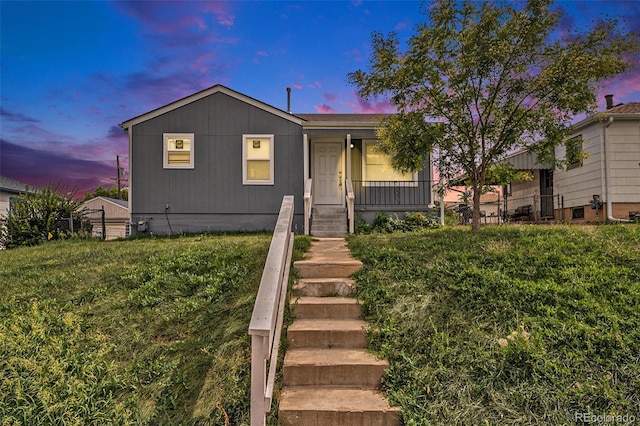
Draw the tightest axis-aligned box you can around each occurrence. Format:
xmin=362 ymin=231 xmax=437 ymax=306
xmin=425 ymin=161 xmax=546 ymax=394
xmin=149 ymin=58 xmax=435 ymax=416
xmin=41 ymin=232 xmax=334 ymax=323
xmin=243 ymin=134 xmax=274 ymax=185
xmin=362 ymin=140 xmax=416 ymax=185
xmin=163 ymin=133 xmax=194 ymax=169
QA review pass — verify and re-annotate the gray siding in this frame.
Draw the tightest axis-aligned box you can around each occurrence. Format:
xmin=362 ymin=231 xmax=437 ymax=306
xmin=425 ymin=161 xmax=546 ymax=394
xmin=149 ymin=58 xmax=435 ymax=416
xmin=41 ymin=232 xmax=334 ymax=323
xmin=131 ymin=92 xmax=304 ymax=234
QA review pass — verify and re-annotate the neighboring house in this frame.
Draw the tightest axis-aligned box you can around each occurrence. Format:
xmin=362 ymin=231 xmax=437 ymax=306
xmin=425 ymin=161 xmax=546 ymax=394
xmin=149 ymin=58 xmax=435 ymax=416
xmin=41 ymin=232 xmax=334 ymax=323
xmin=82 ymin=196 xmax=130 ymax=240
xmin=0 ymin=176 xmax=32 ymax=220
xmin=119 ymin=85 xmax=433 ymax=236
xmin=504 ymin=96 xmax=640 ymax=223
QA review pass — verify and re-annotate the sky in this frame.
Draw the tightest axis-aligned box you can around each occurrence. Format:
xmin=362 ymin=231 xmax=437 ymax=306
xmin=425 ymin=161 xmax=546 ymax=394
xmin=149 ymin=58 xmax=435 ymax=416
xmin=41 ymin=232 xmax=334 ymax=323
xmin=1 ymin=0 xmax=639 ymax=196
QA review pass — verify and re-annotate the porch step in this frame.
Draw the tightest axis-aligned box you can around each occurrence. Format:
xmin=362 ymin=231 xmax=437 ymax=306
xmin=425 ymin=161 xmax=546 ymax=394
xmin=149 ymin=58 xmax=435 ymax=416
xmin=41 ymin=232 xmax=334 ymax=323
xmin=279 ymin=387 xmax=401 ymax=426
xmin=283 ymin=348 xmax=388 ymax=387
xmin=311 ymin=208 xmax=348 ymax=238
xmin=287 ymin=319 xmax=368 ymax=349
xmin=293 ymin=278 xmax=356 ymax=297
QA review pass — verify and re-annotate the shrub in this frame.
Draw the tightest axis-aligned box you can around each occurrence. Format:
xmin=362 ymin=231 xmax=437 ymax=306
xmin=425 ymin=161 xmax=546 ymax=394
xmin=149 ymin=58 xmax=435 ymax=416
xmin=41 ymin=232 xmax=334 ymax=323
xmin=0 ymin=182 xmax=89 ymax=249
xmin=357 ymin=211 xmax=440 ymax=234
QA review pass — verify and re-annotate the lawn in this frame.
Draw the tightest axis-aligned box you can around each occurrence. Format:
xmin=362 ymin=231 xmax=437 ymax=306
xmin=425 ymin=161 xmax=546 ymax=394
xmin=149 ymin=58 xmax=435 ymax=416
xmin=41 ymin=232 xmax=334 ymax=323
xmin=2 ymin=225 xmax=638 ymax=425
xmin=348 ymin=224 xmax=640 ymax=425
xmin=0 ymin=234 xmax=310 ymax=425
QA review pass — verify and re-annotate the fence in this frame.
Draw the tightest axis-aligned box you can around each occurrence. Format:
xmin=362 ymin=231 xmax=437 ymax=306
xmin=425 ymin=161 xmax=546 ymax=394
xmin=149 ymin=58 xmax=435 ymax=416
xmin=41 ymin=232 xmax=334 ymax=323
xmin=350 ymin=180 xmax=432 ymax=208
xmin=454 ymin=193 xmax=564 ymax=225
xmin=248 ymin=196 xmax=295 ymax=426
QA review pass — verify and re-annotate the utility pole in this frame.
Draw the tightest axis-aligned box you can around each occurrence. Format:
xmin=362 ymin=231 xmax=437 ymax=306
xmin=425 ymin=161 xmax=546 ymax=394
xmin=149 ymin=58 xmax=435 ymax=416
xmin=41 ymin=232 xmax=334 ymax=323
xmin=116 ymin=155 xmax=122 ymax=200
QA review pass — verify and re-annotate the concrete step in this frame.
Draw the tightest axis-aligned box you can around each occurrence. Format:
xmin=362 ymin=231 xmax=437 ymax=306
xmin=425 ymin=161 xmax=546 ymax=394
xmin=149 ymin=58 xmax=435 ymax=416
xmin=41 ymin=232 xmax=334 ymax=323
xmin=313 ymin=207 xmax=347 ymax=214
xmin=292 ymin=297 xmax=361 ymax=319
xmin=311 ymin=221 xmax=347 ymax=230
xmin=294 ymin=259 xmax=363 ymax=279
xmin=293 ymin=278 xmax=356 ymax=297
xmin=279 ymin=387 xmax=401 ymax=426
xmin=283 ymin=348 xmax=387 ymax=387
xmin=287 ymin=319 xmax=368 ymax=349
xmin=310 ymin=230 xmax=348 ymax=238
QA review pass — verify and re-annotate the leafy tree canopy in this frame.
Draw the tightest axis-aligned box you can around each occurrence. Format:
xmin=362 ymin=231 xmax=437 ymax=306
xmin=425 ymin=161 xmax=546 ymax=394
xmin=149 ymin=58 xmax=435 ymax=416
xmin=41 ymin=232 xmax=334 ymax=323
xmin=83 ymin=185 xmax=128 ymax=202
xmin=348 ymin=0 xmax=639 ymax=230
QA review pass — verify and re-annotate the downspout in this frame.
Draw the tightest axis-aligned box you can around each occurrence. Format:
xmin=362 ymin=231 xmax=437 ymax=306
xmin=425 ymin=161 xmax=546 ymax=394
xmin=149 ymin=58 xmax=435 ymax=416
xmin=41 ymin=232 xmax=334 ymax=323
xmin=604 ymin=116 xmax=630 ymax=222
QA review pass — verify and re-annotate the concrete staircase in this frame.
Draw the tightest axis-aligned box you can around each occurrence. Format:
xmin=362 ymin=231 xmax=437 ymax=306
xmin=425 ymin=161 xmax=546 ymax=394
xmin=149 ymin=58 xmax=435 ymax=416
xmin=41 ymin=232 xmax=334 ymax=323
xmin=279 ymin=238 xmax=401 ymax=426
xmin=310 ymin=207 xmax=347 ymax=238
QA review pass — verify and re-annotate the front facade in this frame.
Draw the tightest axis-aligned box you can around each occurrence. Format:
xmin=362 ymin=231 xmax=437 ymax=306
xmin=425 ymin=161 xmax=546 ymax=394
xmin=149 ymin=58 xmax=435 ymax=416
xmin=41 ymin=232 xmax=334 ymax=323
xmin=120 ymin=85 xmax=432 ymax=235
xmin=505 ymin=99 xmax=640 ymax=223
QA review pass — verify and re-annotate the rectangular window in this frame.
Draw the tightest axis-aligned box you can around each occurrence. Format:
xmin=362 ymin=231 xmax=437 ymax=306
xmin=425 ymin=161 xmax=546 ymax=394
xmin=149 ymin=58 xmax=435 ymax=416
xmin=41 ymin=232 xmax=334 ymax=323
xmin=243 ymin=134 xmax=274 ymax=185
xmin=566 ymin=136 xmax=582 ymax=170
xmin=362 ymin=140 xmax=416 ymax=185
xmin=164 ymin=133 xmax=194 ymax=169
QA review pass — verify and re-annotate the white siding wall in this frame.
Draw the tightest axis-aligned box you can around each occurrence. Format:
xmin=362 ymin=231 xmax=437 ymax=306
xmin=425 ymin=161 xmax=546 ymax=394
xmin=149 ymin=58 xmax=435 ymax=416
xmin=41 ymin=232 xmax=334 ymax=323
xmin=607 ymin=121 xmax=640 ymax=203
xmin=554 ymin=124 xmax=604 ymax=208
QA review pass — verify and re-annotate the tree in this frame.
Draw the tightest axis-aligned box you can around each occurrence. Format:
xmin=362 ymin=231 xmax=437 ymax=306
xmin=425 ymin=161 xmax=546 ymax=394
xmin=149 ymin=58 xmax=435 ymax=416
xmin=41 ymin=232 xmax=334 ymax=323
xmin=0 ymin=183 xmax=87 ymax=248
xmin=83 ymin=185 xmax=128 ymax=202
xmin=348 ymin=0 xmax=639 ymax=231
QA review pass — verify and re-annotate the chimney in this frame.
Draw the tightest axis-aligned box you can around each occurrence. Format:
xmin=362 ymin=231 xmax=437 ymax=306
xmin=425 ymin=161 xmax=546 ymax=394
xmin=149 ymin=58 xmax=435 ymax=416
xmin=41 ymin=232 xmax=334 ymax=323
xmin=286 ymin=87 xmax=292 ymax=114
xmin=605 ymin=94 xmax=614 ymax=110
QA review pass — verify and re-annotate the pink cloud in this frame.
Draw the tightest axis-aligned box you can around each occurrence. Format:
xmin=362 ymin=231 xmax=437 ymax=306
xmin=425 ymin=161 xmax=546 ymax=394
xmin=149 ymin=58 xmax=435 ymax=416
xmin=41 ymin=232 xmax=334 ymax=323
xmin=203 ymin=1 xmax=235 ymax=27
xmin=315 ymin=104 xmax=337 ymax=113
xmin=323 ymin=93 xmax=337 ymax=103
xmin=346 ymin=92 xmax=396 ymax=113
xmin=256 ymin=50 xmax=269 ymax=57
xmin=292 ymin=83 xmax=303 ymax=90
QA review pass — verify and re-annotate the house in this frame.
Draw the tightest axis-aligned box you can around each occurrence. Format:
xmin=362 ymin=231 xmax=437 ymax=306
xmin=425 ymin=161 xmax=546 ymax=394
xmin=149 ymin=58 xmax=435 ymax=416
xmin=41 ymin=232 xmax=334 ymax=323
xmin=0 ymin=176 xmax=32 ymax=220
xmin=504 ymin=96 xmax=640 ymax=223
xmin=81 ymin=196 xmax=130 ymax=240
xmin=119 ymin=85 xmax=433 ymax=236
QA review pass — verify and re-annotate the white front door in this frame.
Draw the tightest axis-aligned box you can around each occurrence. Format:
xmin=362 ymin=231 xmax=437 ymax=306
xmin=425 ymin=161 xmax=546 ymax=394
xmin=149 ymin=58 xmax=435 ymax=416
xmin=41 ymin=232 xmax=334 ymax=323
xmin=313 ymin=142 xmax=343 ymax=205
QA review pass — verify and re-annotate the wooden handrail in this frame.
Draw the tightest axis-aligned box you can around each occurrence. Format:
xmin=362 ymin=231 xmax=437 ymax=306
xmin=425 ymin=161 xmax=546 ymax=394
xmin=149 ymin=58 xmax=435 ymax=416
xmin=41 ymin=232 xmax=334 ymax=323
xmin=249 ymin=196 xmax=294 ymax=426
xmin=303 ymin=179 xmax=312 ymax=235
xmin=346 ymin=179 xmax=355 ymax=234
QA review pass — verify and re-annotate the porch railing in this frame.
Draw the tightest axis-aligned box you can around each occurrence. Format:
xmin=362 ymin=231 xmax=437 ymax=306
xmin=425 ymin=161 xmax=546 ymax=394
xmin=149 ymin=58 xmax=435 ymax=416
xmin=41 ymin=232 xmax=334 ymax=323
xmin=303 ymin=179 xmax=312 ymax=235
xmin=249 ymin=196 xmax=295 ymax=426
xmin=346 ymin=179 xmax=355 ymax=233
xmin=350 ymin=180 xmax=432 ymax=207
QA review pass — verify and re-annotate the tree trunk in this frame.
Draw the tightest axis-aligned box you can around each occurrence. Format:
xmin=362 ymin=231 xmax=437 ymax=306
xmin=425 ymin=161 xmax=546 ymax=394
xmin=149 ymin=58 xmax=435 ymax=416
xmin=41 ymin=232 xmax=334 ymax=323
xmin=471 ymin=185 xmax=482 ymax=232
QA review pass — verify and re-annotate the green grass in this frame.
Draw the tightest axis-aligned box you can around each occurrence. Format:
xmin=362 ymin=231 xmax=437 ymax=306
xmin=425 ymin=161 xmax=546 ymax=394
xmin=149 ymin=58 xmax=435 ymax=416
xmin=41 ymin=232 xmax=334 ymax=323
xmin=348 ymin=225 xmax=640 ymax=425
xmin=0 ymin=233 xmax=311 ymax=425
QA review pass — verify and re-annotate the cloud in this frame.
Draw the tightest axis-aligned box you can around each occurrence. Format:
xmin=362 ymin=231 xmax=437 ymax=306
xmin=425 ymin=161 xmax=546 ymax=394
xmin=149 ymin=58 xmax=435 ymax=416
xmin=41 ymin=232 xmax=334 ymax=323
xmin=315 ymin=104 xmax=337 ymax=113
xmin=0 ymin=139 xmax=115 ymax=193
xmin=0 ymin=107 xmax=40 ymax=123
xmin=323 ymin=93 xmax=337 ymax=103
xmin=346 ymin=92 xmax=396 ymax=113
xmin=292 ymin=83 xmax=303 ymax=90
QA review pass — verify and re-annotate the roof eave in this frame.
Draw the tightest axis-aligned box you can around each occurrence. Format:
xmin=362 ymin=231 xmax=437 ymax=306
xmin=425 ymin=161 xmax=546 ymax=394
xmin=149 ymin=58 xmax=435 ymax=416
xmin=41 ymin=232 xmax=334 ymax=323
xmin=119 ymin=85 xmax=304 ymax=130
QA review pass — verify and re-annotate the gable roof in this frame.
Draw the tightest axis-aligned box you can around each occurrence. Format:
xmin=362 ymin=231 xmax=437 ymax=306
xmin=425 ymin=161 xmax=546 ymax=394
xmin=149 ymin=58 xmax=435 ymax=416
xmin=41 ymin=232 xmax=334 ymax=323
xmin=605 ymin=102 xmax=640 ymax=114
xmin=82 ymin=196 xmax=128 ymax=210
xmin=119 ymin=84 xmax=305 ymax=130
xmin=573 ymin=101 xmax=640 ymax=132
xmin=0 ymin=175 xmax=33 ymax=194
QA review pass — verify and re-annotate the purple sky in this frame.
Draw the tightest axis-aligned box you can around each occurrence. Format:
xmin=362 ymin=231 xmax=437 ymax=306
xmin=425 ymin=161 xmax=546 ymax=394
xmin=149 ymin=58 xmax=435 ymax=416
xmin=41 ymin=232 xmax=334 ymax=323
xmin=1 ymin=1 xmax=638 ymax=196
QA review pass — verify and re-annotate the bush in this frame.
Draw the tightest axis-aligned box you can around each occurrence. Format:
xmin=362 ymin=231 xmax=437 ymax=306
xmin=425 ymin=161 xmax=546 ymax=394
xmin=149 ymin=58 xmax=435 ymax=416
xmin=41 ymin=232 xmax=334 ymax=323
xmin=0 ymin=183 xmax=89 ymax=249
xmin=356 ymin=211 xmax=440 ymax=234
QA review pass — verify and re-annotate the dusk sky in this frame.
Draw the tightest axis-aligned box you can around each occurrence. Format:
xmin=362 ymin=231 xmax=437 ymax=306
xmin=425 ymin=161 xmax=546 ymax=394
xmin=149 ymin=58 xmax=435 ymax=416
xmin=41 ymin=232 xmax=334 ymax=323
xmin=1 ymin=0 xmax=639 ymax=196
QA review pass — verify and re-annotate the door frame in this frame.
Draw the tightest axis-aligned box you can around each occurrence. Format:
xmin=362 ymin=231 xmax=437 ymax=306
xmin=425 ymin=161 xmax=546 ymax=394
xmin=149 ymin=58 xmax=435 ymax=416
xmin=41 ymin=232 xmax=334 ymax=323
xmin=311 ymin=138 xmax=345 ymax=206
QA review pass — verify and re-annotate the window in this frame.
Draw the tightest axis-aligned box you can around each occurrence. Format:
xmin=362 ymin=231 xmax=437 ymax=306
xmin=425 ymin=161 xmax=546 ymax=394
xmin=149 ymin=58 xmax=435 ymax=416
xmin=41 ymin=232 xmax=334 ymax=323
xmin=164 ymin=133 xmax=194 ymax=169
xmin=572 ymin=207 xmax=585 ymax=220
xmin=362 ymin=141 xmax=416 ymax=185
xmin=243 ymin=134 xmax=274 ymax=185
xmin=566 ymin=136 xmax=583 ymax=170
